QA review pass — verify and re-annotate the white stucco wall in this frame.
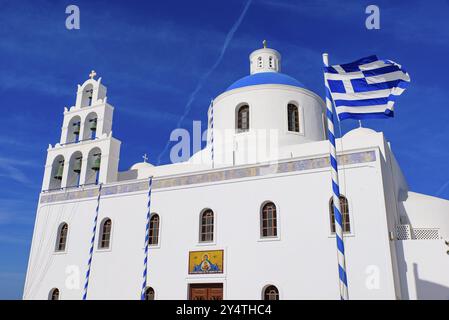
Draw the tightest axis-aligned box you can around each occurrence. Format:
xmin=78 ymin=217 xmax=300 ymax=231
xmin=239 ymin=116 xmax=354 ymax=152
xmin=25 ymin=141 xmax=404 ymax=300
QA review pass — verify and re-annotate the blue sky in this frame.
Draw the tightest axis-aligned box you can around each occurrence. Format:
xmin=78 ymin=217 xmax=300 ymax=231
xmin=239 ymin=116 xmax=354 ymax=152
xmin=1 ymin=0 xmax=449 ymax=299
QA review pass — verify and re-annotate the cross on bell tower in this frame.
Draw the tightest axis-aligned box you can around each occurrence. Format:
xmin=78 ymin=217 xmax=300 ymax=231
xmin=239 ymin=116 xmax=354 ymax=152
xmin=89 ymin=70 xmax=97 ymax=80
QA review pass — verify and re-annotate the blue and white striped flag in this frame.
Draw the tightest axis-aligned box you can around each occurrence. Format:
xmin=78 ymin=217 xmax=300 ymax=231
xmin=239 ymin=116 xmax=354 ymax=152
xmin=324 ymin=55 xmax=410 ymax=120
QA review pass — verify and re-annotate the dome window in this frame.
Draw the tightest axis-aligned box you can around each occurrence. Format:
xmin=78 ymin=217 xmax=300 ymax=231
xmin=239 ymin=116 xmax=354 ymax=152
xmin=287 ymin=104 xmax=300 ymax=132
xmin=236 ymin=105 xmax=250 ymax=133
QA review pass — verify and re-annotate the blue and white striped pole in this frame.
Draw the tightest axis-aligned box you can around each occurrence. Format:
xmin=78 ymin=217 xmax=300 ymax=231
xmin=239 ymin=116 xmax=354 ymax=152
xmin=82 ymin=183 xmax=103 ymax=300
xmin=209 ymin=99 xmax=214 ymax=168
xmin=140 ymin=177 xmax=153 ymax=300
xmin=323 ymin=53 xmax=349 ymax=300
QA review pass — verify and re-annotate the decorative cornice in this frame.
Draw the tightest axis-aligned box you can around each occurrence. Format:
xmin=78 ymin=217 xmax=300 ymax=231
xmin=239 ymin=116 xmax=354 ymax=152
xmin=40 ymin=150 xmax=376 ymax=204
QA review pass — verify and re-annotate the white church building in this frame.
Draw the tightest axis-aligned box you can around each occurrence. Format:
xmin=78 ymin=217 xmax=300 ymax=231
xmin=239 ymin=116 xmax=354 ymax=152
xmin=23 ymin=44 xmax=449 ymax=300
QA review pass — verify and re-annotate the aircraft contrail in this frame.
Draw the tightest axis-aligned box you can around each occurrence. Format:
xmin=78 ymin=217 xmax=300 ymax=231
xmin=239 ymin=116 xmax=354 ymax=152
xmin=436 ymin=180 xmax=449 ymax=197
xmin=157 ymin=0 xmax=253 ymax=165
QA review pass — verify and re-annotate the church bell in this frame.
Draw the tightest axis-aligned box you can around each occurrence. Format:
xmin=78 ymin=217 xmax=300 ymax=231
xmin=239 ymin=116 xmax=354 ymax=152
xmin=73 ymin=157 xmax=82 ymax=173
xmin=91 ymin=153 xmax=101 ymax=171
xmin=73 ymin=122 xmax=81 ymax=135
xmin=54 ymin=161 xmax=64 ymax=180
xmin=89 ymin=118 xmax=97 ymax=131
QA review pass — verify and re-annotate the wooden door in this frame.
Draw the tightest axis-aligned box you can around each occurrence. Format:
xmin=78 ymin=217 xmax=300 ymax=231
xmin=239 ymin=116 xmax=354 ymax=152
xmin=208 ymin=287 xmax=223 ymax=300
xmin=189 ymin=283 xmax=223 ymax=300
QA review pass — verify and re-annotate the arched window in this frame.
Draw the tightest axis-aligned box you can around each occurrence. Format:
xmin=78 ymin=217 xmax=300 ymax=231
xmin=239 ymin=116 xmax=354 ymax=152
xmin=67 ymin=116 xmax=81 ymax=144
xmin=287 ymin=104 xmax=300 ymax=132
xmin=143 ymin=287 xmax=155 ymax=300
xmin=149 ymin=214 xmax=160 ymax=246
xmin=99 ymin=218 xmax=112 ymax=249
xmin=67 ymin=152 xmax=82 ymax=188
xmin=49 ymin=155 xmax=65 ymax=190
xmin=81 ymin=84 xmax=94 ymax=107
xmin=83 ymin=112 xmax=98 ymax=140
xmin=200 ymin=209 xmax=214 ymax=242
xmin=89 ymin=118 xmax=97 ymax=139
xmin=263 ymin=285 xmax=279 ymax=300
xmin=237 ymin=105 xmax=249 ymax=132
xmin=49 ymin=288 xmax=60 ymax=300
xmin=329 ymin=196 xmax=351 ymax=233
xmin=261 ymin=202 xmax=277 ymax=238
xmin=86 ymin=147 xmax=101 ymax=185
xmin=55 ymin=223 xmax=68 ymax=252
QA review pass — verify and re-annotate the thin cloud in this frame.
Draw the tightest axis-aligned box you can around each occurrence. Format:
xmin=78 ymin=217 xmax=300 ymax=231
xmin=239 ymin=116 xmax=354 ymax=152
xmin=0 ymin=234 xmax=28 ymax=245
xmin=436 ymin=180 xmax=449 ymax=197
xmin=156 ymin=0 xmax=253 ymax=164
xmin=0 ymin=157 xmax=40 ymax=185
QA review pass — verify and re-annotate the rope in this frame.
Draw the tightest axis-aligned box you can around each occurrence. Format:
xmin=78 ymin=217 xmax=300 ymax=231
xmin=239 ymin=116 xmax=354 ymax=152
xmin=82 ymin=183 xmax=103 ymax=300
xmin=140 ymin=177 xmax=153 ymax=300
xmin=323 ymin=54 xmax=349 ymax=300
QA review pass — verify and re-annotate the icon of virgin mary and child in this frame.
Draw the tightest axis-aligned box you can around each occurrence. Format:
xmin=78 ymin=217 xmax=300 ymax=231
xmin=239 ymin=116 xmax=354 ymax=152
xmin=193 ymin=254 xmax=220 ymax=273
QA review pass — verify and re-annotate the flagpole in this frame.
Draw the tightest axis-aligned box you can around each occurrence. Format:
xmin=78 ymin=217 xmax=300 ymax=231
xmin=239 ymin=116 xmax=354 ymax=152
xmin=323 ymin=53 xmax=349 ymax=300
xmin=140 ymin=176 xmax=153 ymax=300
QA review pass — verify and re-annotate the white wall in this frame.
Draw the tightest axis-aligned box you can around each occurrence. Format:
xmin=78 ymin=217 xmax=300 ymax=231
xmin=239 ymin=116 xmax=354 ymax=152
xmin=396 ymin=240 xmax=449 ymax=299
xmin=211 ymin=85 xmax=326 ymax=167
xmin=25 ymin=146 xmax=402 ymax=300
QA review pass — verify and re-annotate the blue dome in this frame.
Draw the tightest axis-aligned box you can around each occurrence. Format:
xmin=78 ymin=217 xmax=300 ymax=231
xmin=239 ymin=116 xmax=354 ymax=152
xmin=226 ymin=72 xmax=305 ymax=92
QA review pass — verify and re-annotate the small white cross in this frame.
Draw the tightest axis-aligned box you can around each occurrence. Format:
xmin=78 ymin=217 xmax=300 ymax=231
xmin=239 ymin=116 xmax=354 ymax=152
xmin=142 ymin=153 xmax=149 ymax=163
xmin=89 ymin=70 xmax=97 ymax=79
xmin=262 ymin=40 xmax=267 ymax=48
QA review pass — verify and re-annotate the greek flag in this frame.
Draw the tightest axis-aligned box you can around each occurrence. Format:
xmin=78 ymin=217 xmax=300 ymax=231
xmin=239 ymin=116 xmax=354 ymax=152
xmin=324 ymin=55 xmax=410 ymax=120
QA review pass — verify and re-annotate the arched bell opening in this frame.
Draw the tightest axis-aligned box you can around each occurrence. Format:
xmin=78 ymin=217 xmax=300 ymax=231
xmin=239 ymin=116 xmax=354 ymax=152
xmin=85 ymin=147 xmax=102 ymax=185
xmin=67 ymin=116 xmax=81 ymax=144
xmin=81 ymin=83 xmax=94 ymax=108
xmin=49 ymin=155 xmax=65 ymax=190
xmin=83 ymin=112 xmax=98 ymax=141
xmin=67 ymin=151 xmax=83 ymax=188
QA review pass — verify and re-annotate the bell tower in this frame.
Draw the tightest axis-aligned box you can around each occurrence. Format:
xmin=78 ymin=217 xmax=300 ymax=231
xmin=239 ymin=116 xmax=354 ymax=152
xmin=42 ymin=71 xmax=121 ymax=191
